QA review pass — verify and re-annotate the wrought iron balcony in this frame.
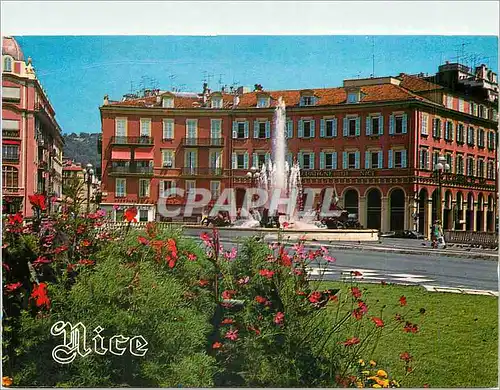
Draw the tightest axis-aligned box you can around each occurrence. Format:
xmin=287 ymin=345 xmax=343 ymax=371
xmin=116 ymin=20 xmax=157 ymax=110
xmin=2 ymin=129 xmax=20 ymax=138
xmin=108 ymin=165 xmax=154 ymax=176
xmin=181 ymin=167 xmax=224 ymax=176
xmin=181 ymin=137 xmax=224 ymax=147
xmin=3 ymin=154 xmax=19 ymax=162
xmin=110 ymin=136 xmax=154 ymax=145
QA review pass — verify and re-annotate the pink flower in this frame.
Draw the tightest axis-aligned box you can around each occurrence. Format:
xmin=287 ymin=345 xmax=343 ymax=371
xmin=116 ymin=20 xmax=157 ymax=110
xmin=224 ymin=329 xmax=239 ymax=341
xmin=320 ymin=245 xmax=329 ymax=254
xmin=224 ymin=247 xmax=237 ymax=260
xmin=200 ymin=232 xmax=211 ymax=245
xmin=282 ymin=222 xmax=289 ymax=228
xmin=259 ymin=269 xmax=275 ymax=279
xmin=138 ymin=236 xmax=149 ymax=245
xmin=222 ymin=290 xmax=236 ymax=300
xmin=4 ymin=282 xmax=22 ymax=293
xmin=113 ymin=204 xmax=119 ymax=210
xmin=274 ymin=312 xmax=285 ymax=325
xmin=187 ymin=253 xmax=197 ymax=261
xmin=237 ymin=276 xmax=250 ymax=285
xmin=324 ymin=255 xmax=336 ymax=263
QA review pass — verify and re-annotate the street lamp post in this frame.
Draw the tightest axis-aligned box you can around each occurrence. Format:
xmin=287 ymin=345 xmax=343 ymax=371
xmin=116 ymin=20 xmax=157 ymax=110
xmin=246 ymin=166 xmax=261 ymax=187
xmin=84 ymin=163 xmax=94 ymax=214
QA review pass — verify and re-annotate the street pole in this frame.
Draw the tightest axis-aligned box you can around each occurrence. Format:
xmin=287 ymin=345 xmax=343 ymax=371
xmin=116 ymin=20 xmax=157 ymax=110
xmin=86 ymin=177 xmax=91 ymax=215
xmin=437 ymin=169 xmax=442 ymax=224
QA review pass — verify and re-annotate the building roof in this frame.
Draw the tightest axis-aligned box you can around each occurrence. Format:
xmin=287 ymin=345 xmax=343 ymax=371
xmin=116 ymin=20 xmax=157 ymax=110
xmin=106 ymin=82 xmax=428 ymax=110
xmin=2 ymin=36 xmax=24 ymax=61
xmin=398 ymin=73 xmax=443 ymax=92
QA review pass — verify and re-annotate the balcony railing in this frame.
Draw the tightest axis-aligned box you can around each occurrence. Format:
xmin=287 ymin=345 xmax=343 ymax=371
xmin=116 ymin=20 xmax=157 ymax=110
xmin=110 ymin=136 xmax=154 ymax=145
xmin=3 ymin=154 xmax=19 ymax=162
xmin=181 ymin=167 xmax=224 ymax=176
xmin=181 ymin=138 xmax=224 ymax=147
xmin=108 ymin=166 xmax=154 ymax=175
xmin=2 ymin=129 xmax=20 ymax=138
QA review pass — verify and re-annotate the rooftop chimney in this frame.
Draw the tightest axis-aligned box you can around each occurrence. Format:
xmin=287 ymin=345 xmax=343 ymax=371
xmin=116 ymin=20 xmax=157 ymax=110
xmin=233 ymin=95 xmax=240 ymax=107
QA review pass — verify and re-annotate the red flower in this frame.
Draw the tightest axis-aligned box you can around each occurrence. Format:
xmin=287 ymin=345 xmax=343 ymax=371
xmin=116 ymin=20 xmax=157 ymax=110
xmin=278 ymin=247 xmax=292 ymax=267
xmin=200 ymin=232 xmax=211 ymax=245
xmin=78 ymin=259 xmax=95 ymax=266
xmin=212 ymin=341 xmax=223 ymax=349
xmin=33 ymin=256 xmax=51 ymax=266
xmin=259 ymin=269 xmax=275 ymax=279
xmin=255 ymin=296 xmax=268 ymax=305
xmin=30 ymin=283 xmax=50 ymax=309
xmin=274 ymin=311 xmax=285 ymax=325
xmin=399 ymin=295 xmax=407 ymax=306
xmin=124 ymin=207 xmax=138 ymax=223
xmin=4 ymin=282 xmax=22 ymax=293
xmin=187 ymin=252 xmax=197 ymax=261
xmin=221 ymin=318 xmax=235 ymax=325
xmin=53 ymin=245 xmax=68 ymax=254
xmin=399 ymin=351 xmax=413 ymax=362
xmin=358 ymin=300 xmax=368 ymax=313
xmin=2 ymin=263 xmax=10 ymax=272
xmin=329 ymin=294 xmax=338 ymax=302
xmin=138 ymin=236 xmax=149 ymax=245
xmin=81 ymin=239 xmax=91 ymax=247
xmin=296 ymin=290 xmax=307 ymax=296
xmin=7 ymin=212 xmax=23 ymax=225
xmin=198 ymin=279 xmax=209 ymax=287
xmin=350 ymin=287 xmax=362 ymax=299
xmin=248 ymin=325 xmax=261 ymax=335
xmin=351 ymin=270 xmax=363 ymax=277
xmin=167 ymin=239 xmax=178 ymax=258
xmin=28 ymin=194 xmax=46 ymax=211
xmin=308 ymin=291 xmax=322 ymax=303
xmin=222 ymin=290 xmax=236 ymax=300
xmin=341 ymin=337 xmax=360 ymax=346
xmin=224 ymin=329 xmax=239 ymax=341
xmin=371 ymin=317 xmax=385 ymax=328
xmin=403 ymin=321 xmax=419 ymax=333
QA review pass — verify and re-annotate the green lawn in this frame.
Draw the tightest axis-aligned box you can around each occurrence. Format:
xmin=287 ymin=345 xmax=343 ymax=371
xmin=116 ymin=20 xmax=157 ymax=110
xmin=322 ymin=282 xmax=498 ymax=388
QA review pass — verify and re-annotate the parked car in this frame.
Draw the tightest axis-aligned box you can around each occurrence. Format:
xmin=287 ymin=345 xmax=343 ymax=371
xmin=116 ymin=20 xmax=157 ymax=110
xmin=381 ymin=230 xmax=424 ymax=239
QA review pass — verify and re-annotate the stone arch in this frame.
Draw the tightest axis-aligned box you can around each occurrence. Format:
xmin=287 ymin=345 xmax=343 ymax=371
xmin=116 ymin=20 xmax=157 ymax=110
xmin=443 ymin=190 xmax=453 ymax=230
xmin=389 ymin=188 xmax=405 ymax=231
xmin=465 ymin=192 xmax=475 ymax=231
xmin=431 ymin=188 xmax=440 ymax=225
xmin=342 ymin=187 xmax=360 ymax=217
xmin=366 ymin=187 xmax=382 ymax=230
xmin=476 ymin=193 xmax=485 ymax=231
xmin=417 ymin=188 xmax=429 ymax=235
xmin=363 ymin=185 xmax=384 ymax=198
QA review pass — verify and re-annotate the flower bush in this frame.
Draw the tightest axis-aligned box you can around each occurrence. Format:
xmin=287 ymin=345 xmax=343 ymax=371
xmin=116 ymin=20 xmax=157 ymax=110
xmin=2 ymin=196 xmax=425 ymax=387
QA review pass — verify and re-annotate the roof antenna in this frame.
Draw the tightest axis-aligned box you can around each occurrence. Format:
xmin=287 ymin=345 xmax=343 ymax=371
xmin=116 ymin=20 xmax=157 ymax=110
xmin=371 ymin=36 xmax=375 ymax=78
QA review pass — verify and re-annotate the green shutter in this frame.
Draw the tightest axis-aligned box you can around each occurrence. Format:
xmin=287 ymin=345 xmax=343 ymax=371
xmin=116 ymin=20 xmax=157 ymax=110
xmin=320 ymin=119 xmax=326 ymax=137
xmin=333 ymin=118 xmax=338 ymax=137
xmin=320 ymin=152 xmax=325 ymax=169
xmin=388 ymin=150 xmax=394 ymax=168
xmin=355 ymin=118 xmax=360 ymax=136
xmin=365 ymin=151 xmax=371 ymax=169
xmin=332 ymin=152 xmax=337 ymax=170
xmin=298 ymin=120 xmax=304 ymax=138
xmin=366 ymin=117 xmax=371 ymax=136
xmin=254 ymin=121 xmax=259 ymax=138
xmin=389 ymin=115 xmax=395 ymax=135
xmin=402 ymin=114 xmax=408 ymax=134
xmin=342 ymin=152 xmax=348 ymax=169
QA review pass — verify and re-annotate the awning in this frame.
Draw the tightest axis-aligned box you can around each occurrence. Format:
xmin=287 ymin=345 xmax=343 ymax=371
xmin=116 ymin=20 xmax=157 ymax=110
xmin=134 ymin=150 xmax=154 ymax=160
xmin=3 ymin=140 xmax=20 ymax=145
xmin=111 ymin=150 xmax=131 ymax=160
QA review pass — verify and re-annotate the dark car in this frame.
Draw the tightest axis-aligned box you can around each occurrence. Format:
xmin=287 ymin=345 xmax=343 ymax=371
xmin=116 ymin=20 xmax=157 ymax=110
xmin=390 ymin=230 xmax=424 ymax=239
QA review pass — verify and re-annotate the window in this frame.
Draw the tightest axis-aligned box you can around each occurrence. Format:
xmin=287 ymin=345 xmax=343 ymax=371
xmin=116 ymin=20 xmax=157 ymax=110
xmin=162 ymin=149 xmax=175 ymax=168
xmin=432 ymin=150 xmax=440 ymax=169
xmin=321 ymin=118 xmax=337 ymax=137
xmin=299 ymin=152 xmax=315 ymax=170
xmin=444 ymin=121 xmax=453 ymax=141
xmin=467 ymin=126 xmax=475 ymax=145
xmin=371 ymin=116 xmax=380 ymax=135
xmin=421 ymin=114 xmax=428 ymax=135
xmin=459 ymin=99 xmax=464 ymax=112
xmin=140 ymin=118 xmax=151 ymax=137
xmin=211 ymin=97 xmax=222 ymax=109
xmin=366 ymin=115 xmax=383 ymax=136
xmin=2 ymin=166 xmax=18 ymax=188
xmin=2 ymin=144 xmax=19 ymax=160
xmin=419 ymin=149 xmax=430 ymax=170
xmin=185 ymin=150 xmax=197 ymax=169
xmin=252 ymin=152 xmax=269 ymax=169
xmin=446 ymin=154 xmax=453 ymax=173
xmin=299 ymin=119 xmax=315 ymax=138
xmin=348 ymin=119 xmax=357 ymax=136
xmin=139 ymin=179 xmax=150 ymax=197
xmin=479 ymin=105 xmax=485 ymax=118
xmin=321 ymin=152 xmax=337 ymax=169
xmin=477 ymin=160 xmax=485 ymax=178
xmin=347 ymin=92 xmax=359 ymax=103
xmin=185 ymin=180 xmax=196 ymax=194
xmin=390 ymin=114 xmax=407 ymax=135
xmin=210 ymin=119 xmax=222 ymax=140
xmin=388 ymin=149 xmax=407 ymax=169
xmin=254 ymin=120 xmax=270 ymax=139
xmin=232 ymin=152 xmax=249 ymax=169
xmin=488 ymin=131 xmax=496 ymax=150
xmin=210 ymin=181 xmax=221 ymax=198
xmin=3 ymin=57 xmax=12 ymax=72
xmin=115 ymin=178 xmax=126 ymax=197
xmin=342 ymin=151 xmax=360 ymax=170
xmin=257 ymin=97 xmax=269 ymax=108
xmin=209 ymin=150 xmax=222 ymax=169
xmin=456 ymin=155 xmax=464 ymax=175
xmin=286 ymin=120 xmax=293 ymax=138
xmin=487 ymin=161 xmax=495 ymax=179
xmin=139 ymin=209 xmax=148 ymax=222
xmin=233 ymin=121 xmax=248 ymax=139
xmin=186 ymin=119 xmax=197 ymax=139
xmin=466 ymin=157 xmax=474 ymax=176
xmin=477 ymin=128 xmax=485 ymax=148
xmin=162 ymin=97 xmax=174 ymax=108
xmin=2 ymin=86 xmax=20 ymax=100
xmin=163 ymin=119 xmax=174 ymax=140
xmin=456 ymin=124 xmax=464 ymax=143
xmin=115 ymin=118 xmax=127 ymax=137
xmin=301 ymin=96 xmax=315 ymax=106
xmin=365 ymin=151 xmax=383 ymax=169
xmin=159 ymin=180 xmax=176 ymax=197
xmin=432 ymin=118 xmax=441 ymax=138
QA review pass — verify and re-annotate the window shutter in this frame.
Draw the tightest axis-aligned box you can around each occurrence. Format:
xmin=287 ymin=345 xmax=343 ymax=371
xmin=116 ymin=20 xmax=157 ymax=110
xmin=244 ymin=121 xmax=249 ymax=138
xmin=432 ymin=119 xmax=437 ymax=137
xmin=244 ymin=152 xmax=249 ymax=169
xmin=298 ymin=120 xmax=304 ymax=138
xmin=355 ymin=118 xmax=360 ymax=136
xmin=365 ymin=151 xmax=371 ymax=169
xmin=254 ymin=121 xmax=259 ymax=138
xmin=366 ymin=117 xmax=372 ymax=136
xmin=342 ymin=152 xmax=348 ymax=169
xmin=287 ymin=120 xmax=293 ymax=138
xmin=379 ymin=116 xmax=384 ymax=135
xmin=252 ymin=153 xmax=258 ymax=168
xmin=310 ymin=120 xmax=315 ymax=138
xmin=355 ymin=151 xmax=360 ymax=169
xmin=232 ymin=153 xmax=237 ymax=169
xmin=232 ymin=122 xmax=237 ymax=138
xmin=401 ymin=150 xmax=407 ymax=168
xmin=450 ymin=122 xmax=454 ymax=140
xmin=265 ymin=121 xmax=271 ymax=138
xmin=450 ymin=155 xmax=454 ymax=173
xmin=298 ymin=152 xmax=303 ymax=168
xmin=388 ymin=150 xmax=394 ymax=169
xmin=419 ymin=150 xmax=423 ymax=169
xmin=343 ymin=118 xmax=348 ymax=137
xmin=426 ymin=151 xmax=430 ymax=169
xmin=402 ymin=114 xmax=408 ymax=134
xmin=378 ymin=151 xmax=383 ymax=169
xmin=441 ymin=120 xmax=445 ymax=138
xmin=286 ymin=153 xmax=293 ymax=167
xmin=333 ymin=118 xmax=338 ymax=137
xmin=389 ymin=115 xmax=395 ymax=135
xmin=265 ymin=152 xmax=270 ymax=165
xmin=310 ymin=153 xmax=315 ymax=169
xmin=332 ymin=152 xmax=337 ymax=169
xmin=420 ymin=112 xmax=424 ymax=135
xmin=159 ymin=180 xmax=164 ymax=197
xmin=320 ymin=119 xmax=326 ymax=138
xmin=319 ymin=152 xmax=326 ymax=169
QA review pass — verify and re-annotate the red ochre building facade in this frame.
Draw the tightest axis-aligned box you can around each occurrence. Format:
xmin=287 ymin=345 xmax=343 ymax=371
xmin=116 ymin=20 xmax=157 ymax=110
xmin=100 ymin=63 xmax=498 ymax=238
xmin=2 ymin=36 xmax=64 ymax=218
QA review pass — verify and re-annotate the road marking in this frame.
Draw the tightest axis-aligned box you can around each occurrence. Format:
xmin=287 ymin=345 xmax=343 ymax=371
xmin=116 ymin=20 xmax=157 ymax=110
xmin=422 ymin=285 xmax=498 ymax=296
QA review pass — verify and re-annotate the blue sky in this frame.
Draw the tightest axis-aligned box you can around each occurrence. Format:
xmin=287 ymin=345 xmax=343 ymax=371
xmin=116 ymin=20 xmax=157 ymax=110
xmin=15 ymin=35 xmax=498 ymax=135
